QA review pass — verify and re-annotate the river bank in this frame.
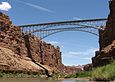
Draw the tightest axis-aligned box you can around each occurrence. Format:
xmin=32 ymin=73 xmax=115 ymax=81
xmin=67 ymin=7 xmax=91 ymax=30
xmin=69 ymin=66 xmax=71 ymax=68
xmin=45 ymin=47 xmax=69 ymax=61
xmin=0 ymin=70 xmax=91 ymax=82
xmin=0 ymin=60 xmax=115 ymax=82
xmin=1 ymin=70 xmax=115 ymax=82
xmin=62 ymin=60 xmax=115 ymax=81
xmin=0 ymin=78 xmax=90 ymax=82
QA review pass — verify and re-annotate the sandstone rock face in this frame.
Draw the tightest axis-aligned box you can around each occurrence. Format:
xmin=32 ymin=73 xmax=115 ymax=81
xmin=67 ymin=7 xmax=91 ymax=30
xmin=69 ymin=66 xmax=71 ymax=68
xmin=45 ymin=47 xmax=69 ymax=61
xmin=0 ymin=47 xmax=43 ymax=72
xmin=92 ymin=0 xmax=115 ymax=67
xmin=0 ymin=12 xmax=28 ymax=58
xmin=83 ymin=64 xmax=92 ymax=71
xmin=64 ymin=66 xmax=82 ymax=74
xmin=0 ymin=12 xmax=64 ymax=73
xmin=26 ymin=35 xmax=64 ymax=71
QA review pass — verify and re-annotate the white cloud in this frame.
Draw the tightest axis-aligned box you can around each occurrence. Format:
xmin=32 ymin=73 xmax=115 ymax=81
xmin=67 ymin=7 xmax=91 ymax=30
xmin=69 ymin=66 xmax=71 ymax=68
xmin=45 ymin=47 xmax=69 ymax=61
xmin=79 ymin=57 xmax=91 ymax=60
xmin=67 ymin=48 xmax=98 ymax=56
xmin=17 ymin=1 xmax=53 ymax=13
xmin=0 ymin=2 xmax=12 ymax=11
xmin=62 ymin=48 xmax=98 ymax=65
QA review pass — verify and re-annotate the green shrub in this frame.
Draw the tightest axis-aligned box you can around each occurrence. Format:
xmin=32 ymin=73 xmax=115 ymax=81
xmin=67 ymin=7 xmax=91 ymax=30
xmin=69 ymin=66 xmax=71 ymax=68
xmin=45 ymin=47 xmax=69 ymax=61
xmin=76 ymin=71 xmax=92 ymax=78
xmin=0 ymin=72 xmax=3 ymax=78
xmin=91 ymin=61 xmax=115 ymax=81
xmin=64 ymin=71 xmax=91 ymax=78
xmin=64 ymin=74 xmax=77 ymax=78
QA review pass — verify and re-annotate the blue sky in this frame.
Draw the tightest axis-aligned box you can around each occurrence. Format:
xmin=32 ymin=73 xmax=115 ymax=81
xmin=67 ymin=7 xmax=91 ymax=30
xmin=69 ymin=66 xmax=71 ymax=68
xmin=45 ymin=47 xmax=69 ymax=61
xmin=0 ymin=0 xmax=109 ymax=65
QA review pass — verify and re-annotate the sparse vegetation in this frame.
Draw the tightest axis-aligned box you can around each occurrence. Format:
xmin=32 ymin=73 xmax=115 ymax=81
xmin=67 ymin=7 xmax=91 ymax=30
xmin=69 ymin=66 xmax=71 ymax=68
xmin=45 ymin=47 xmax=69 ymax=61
xmin=0 ymin=70 xmax=40 ymax=78
xmin=91 ymin=60 xmax=115 ymax=81
xmin=63 ymin=60 xmax=115 ymax=81
xmin=64 ymin=71 xmax=91 ymax=78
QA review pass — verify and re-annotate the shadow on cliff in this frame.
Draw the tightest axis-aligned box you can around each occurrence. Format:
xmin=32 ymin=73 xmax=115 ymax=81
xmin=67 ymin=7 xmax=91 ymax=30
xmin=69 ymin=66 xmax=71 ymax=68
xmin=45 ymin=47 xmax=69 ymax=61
xmin=23 ymin=35 xmax=51 ymax=77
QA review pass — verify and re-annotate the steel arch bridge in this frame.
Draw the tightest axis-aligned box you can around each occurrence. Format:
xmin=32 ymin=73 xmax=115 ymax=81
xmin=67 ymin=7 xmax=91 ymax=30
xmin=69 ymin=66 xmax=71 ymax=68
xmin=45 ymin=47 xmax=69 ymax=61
xmin=18 ymin=18 xmax=107 ymax=39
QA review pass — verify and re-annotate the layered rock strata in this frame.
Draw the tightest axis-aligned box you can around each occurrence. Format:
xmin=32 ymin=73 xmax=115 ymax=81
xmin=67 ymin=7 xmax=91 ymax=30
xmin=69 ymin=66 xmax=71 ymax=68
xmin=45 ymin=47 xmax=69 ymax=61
xmin=0 ymin=12 xmax=63 ymax=73
xmin=92 ymin=0 xmax=115 ymax=67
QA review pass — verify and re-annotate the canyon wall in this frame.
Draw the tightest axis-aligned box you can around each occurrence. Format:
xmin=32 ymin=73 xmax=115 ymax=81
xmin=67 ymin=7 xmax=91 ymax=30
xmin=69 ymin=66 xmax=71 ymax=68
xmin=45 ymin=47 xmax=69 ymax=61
xmin=92 ymin=0 xmax=115 ymax=67
xmin=0 ymin=12 xmax=64 ymax=73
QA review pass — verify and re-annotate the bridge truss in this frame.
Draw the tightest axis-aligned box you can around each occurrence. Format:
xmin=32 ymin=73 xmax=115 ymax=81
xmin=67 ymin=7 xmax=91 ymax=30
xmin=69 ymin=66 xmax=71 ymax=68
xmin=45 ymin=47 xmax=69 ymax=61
xmin=18 ymin=18 xmax=107 ymax=39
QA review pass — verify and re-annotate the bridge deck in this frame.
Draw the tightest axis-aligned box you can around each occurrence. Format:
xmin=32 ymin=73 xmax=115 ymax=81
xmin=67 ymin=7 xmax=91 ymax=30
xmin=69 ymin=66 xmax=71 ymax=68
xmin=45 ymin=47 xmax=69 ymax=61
xmin=18 ymin=18 xmax=107 ymax=27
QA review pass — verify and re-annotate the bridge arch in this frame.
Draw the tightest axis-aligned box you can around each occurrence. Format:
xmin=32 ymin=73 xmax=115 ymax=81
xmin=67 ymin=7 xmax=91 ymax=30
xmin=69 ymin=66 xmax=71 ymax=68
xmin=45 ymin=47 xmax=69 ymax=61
xmin=19 ymin=18 xmax=107 ymax=39
xmin=27 ymin=27 xmax=99 ymax=39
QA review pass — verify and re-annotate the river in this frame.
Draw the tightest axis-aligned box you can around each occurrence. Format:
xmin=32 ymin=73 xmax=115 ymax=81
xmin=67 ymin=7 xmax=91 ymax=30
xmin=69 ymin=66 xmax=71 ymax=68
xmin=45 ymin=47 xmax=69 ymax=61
xmin=0 ymin=78 xmax=90 ymax=82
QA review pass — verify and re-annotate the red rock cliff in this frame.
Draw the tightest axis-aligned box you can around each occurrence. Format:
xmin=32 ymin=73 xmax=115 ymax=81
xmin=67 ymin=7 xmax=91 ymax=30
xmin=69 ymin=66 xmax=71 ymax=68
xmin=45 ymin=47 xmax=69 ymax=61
xmin=0 ymin=12 xmax=64 ymax=73
xmin=92 ymin=0 xmax=115 ymax=67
